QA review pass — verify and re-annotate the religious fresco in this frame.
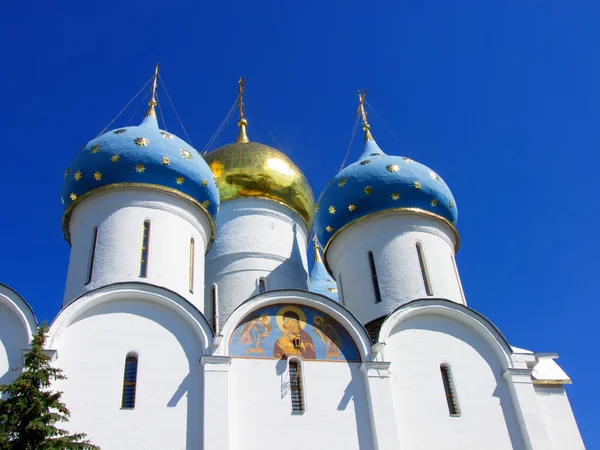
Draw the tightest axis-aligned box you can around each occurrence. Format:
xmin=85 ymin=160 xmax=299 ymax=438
xmin=229 ymin=304 xmax=361 ymax=362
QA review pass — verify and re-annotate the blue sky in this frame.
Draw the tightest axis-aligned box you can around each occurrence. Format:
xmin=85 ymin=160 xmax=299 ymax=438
xmin=1 ymin=0 xmax=597 ymax=445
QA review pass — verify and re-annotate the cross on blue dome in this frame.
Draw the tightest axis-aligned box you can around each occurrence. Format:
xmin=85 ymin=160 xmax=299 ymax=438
xmin=61 ymin=70 xmax=219 ymax=245
xmin=314 ymin=92 xmax=458 ymax=262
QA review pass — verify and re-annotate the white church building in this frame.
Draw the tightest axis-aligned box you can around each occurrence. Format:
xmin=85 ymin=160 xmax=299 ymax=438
xmin=0 ymin=73 xmax=585 ymax=449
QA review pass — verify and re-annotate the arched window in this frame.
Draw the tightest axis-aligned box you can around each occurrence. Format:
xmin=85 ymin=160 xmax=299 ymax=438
xmin=368 ymin=251 xmax=382 ymax=304
xmin=85 ymin=227 xmax=98 ymax=285
xmin=121 ymin=353 xmax=139 ymax=409
xmin=288 ymin=358 xmax=305 ymax=413
xmin=189 ymin=237 xmax=195 ymax=293
xmin=440 ymin=364 xmax=460 ymax=416
xmin=258 ymin=277 xmax=267 ymax=293
xmin=338 ymin=273 xmax=345 ymax=306
xmin=139 ymin=221 xmax=151 ymax=278
xmin=211 ymin=284 xmax=219 ymax=333
xmin=450 ymin=254 xmax=465 ymax=303
xmin=415 ymin=243 xmax=433 ymax=296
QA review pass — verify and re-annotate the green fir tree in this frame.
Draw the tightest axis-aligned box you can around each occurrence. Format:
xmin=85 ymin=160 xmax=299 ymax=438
xmin=0 ymin=324 xmax=99 ymax=449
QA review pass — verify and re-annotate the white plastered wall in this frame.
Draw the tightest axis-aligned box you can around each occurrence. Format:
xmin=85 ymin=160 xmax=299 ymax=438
xmin=534 ymin=385 xmax=585 ymax=449
xmin=63 ymin=189 xmax=212 ymax=313
xmin=326 ymin=212 xmax=464 ymax=325
xmin=230 ymin=359 xmax=372 ymax=450
xmin=381 ymin=308 xmax=525 ymax=450
xmin=0 ymin=286 xmax=37 ymax=390
xmin=48 ymin=285 xmax=212 ymax=450
xmin=205 ymin=198 xmax=309 ymax=326
xmin=217 ymin=291 xmax=373 ymax=450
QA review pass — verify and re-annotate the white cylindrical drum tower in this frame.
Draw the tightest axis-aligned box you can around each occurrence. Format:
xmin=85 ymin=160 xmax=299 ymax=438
xmin=61 ymin=107 xmax=219 ymax=313
xmin=315 ymin=112 xmax=463 ymax=327
xmin=203 ymin=115 xmax=315 ymax=325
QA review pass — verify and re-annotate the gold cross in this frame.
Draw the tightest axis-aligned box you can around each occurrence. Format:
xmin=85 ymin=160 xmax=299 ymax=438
xmin=356 ymin=89 xmax=369 ymax=128
xmin=238 ymin=77 xmax=246 ymax=119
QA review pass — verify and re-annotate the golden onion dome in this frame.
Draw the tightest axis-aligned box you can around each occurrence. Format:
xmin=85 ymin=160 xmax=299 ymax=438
xmin=203 ymin=118 xmax=315 ymax=226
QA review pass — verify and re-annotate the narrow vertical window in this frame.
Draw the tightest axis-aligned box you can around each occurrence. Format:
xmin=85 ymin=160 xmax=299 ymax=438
xmin=121 ymin=354 xmax=139 ymax=409
xmin=451 ymin=254 xmax=465 ymax=303
xmin=416 ymin=243 xmax=433 ymax=296
xmin=211 ymin=284 xmax=219 ymax=333
xmin=189 ymin=238 xmax=195 ymax=293
xmin=440 ymin=364 xmax=460 ymax=416
xmin=139 ymin=221 xmax=151 ymax=278
xmin=289 ymin=358 xmax=305 ymax=413
xmin=368 ymin=251 xmax=382 ymax=304
xmin=337 ymin=273 xmax=345 ymax=306
xmin=85 ymin=227 xmax=98 ymax=285
xmin=258 ymin=278 xmax=267 ymax=293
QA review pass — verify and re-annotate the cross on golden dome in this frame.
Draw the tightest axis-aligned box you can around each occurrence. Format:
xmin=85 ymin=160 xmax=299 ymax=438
xmin=236 ymin=77 xmax=249 ymax=143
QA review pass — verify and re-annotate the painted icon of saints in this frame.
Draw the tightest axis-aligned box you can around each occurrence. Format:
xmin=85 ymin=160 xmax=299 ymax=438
xmin=238 ymin=314 xmax=272 ymax=355
xmin=273 ymin=307 xmax=316 ymax=360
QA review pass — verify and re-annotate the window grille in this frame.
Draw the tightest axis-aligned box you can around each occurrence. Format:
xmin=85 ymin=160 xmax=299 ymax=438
xmin=440 ymin=364 xmax=460 ymax=416
xmin=289 ymin=359 xmax=305 ymax=413
xmin=121 ymin=354 xmax=139 ymax=409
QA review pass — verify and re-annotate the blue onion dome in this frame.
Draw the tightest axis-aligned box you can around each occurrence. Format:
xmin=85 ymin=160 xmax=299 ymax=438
xmin=61 ymin=96 xmax=220 ymax=249
xmin=314 ymin=119 xmax=458 ymax=260
xmin=309 ymin=237 xmax=339 ymax=302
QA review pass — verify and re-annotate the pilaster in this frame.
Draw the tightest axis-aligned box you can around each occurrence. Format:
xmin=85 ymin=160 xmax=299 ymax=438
xmin=360 ymin=361 xmax=401 ymax=450
xmin=503 ymin=367 xmax=552 ymax=450
xmin=201 ymin=355 xmax=232 ymax=450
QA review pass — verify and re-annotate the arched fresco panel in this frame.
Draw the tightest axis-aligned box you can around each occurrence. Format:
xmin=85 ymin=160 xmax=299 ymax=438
xmin=229 ymin=304 xmax=361 ymax=362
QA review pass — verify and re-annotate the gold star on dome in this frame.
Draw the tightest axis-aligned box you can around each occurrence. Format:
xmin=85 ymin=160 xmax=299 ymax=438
xmin=328 ymin=205 xmax=336 ymax=214
xmin=111 ymin=154 xmax=120 ymax=163
xmin=327 ymin=287 xmax=338 ymax=293
xmin=176 ymin=176 xmax=185 ymax=185
xmin=315 ymin=203 xmax=319 ymax=212
xmin=403 ymin=157 xmax=413 ymax=163
xmin=114 ymin=129 xmax=126 ymax=135
xmin=203 ymin=200 xmax=210 ymax=207
xmin=326 ymin=225 xmax=333 ymax=232
xmin=364 ymin=186 xmax=373 ymax=195
xmin=64 ymin=168 xmax=70 ymax=179
xmin=135 ymin=137 xmax=149 ymax=147
xmin=135 ymin=164 xmax=145 ymax=173
xmin=90 ymin=144 xmax=101 ymax=154
xmin=360 ymin=160 xmax=371 ymax=165
xmin=93 ymin=171 xmax=102 ymax=181
xmin=348 ymin=204 xmax=356 ymax=212
xmin=201 ymin=178 xmax=207 ymax=187
xmin=430 ymin=199 xmax=439 ymax=207
xmin=391 ymin=192 xmax=400 ymax=200
xmin=74 ymin=170 xmax=82 ymax=181
xmin=386 ymin=164 xmax=399 ymax=173
xmin=413 ymin=181 xmax=421 ymax=190
xmin=449 ymin=201 xmax=454 ymax=208
xmin=430 ymin=171 xmax=440 ymax=181
xmin=70 ymin=192 xmax=77 ymax=201
xmin=337 ymin=177 xmax=348 ymax=187
xmin=180 ymin=149 xmax=192 ymax=160
xmin=61 ymin=196 xmax=64 ymax=204
xmin=161 ymin=156 xmax=171 ymax=166
xmin=161 ymin=131 xmax=173 ymax=139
